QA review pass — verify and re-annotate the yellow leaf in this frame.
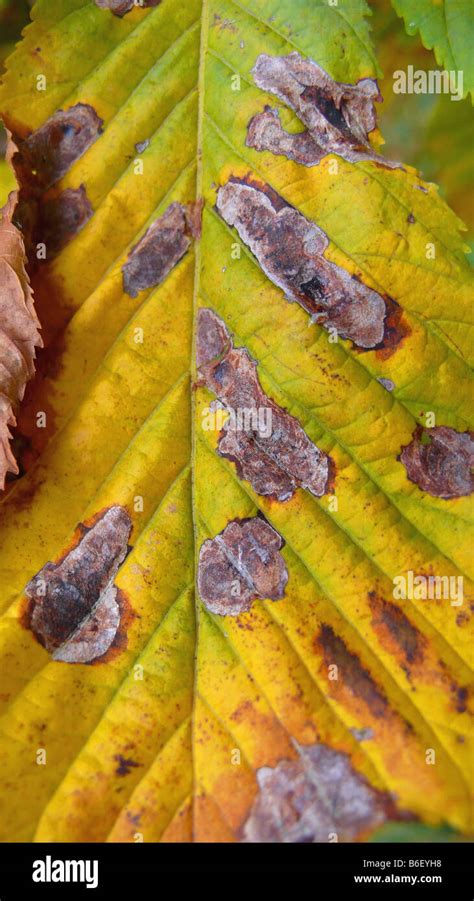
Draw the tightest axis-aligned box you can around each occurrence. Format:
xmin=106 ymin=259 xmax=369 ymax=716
xmin=0 ymin=0 xmax=472 ymax=843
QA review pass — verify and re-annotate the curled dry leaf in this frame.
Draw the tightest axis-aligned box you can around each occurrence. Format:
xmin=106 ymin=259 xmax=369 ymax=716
xmin=0 ymin=191 xmax=42 ymax=488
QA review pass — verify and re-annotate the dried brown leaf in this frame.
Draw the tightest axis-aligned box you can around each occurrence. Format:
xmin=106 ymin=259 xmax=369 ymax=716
xmin=0 ymin=191 xmax=41 ymax=488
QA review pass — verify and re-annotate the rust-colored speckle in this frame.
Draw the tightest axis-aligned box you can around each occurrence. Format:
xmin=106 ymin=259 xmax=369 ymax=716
xmin=400 ymin=426 xmax=474 ymax=499
xmin=216 ymin=177 xmax=403 ymax=352
xmin=197 ymin=308 xmax=332 ymax=500
xmin=317 ymin=624 xmax=388 ymax=718
xmin=24 ymin=506 xmax=132 ymax=663
xmin=198 ymin=516 xmax=288 ymax=616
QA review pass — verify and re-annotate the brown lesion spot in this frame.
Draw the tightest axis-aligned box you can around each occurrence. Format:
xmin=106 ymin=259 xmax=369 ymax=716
xmin=216 ymin=177 xmax=406 ymax=353
xmin=197 ymin=308 xmax=333 ymax=501
xmin=94 ymin=0 xmax=161 ymax=17
xmin=241 ymin=740 xmax=403 ymax=842
xmin=40 ymin=186 xmax=93 ymax=255
xmin=317 ymin=624 xmax=388 ymax=718
xmin=368 ymin=592 xmax=426 ymax=669
xmin=114 ymin=754 xmax=141 ymax=776
xmin=247 ymin=52 xmax=401 ymax=170
xmin=246 ymin=106 xmax=326 ymax=167
xmin=198 ymin=516 xmax=288 ymax=616
xmin=122 ymin=200 xmax=202 ymax=298
xmin=8 ymin=104 xmax=103 ymax=262
xmin=24 ymin=505 xmax=132 ymax=663
xmin=400 ymin=426 xmax=474 ymax=499
xmin=11 ymin=104 xmax=103 ymax=192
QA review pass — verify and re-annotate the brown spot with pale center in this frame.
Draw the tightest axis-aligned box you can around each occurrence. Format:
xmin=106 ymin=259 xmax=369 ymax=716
xmin=400 ymin=426 xmax=474 ymax=499
xmin=25 ymin=506 xmax=132 ymax=663
xmin=247 ymin=52 xmax=401 ymax=169
xmin=216 ymin=178 xmax=405 ymax=352
xmin=241 ymin=741 xmax=401 ymax=842
xmin=198 ymin=516 xmax=288 ymax=616
xmin=246 ymin=107 xmax=325 ymax=167
xmin=197 ymin=308 xmax=332 ymax=500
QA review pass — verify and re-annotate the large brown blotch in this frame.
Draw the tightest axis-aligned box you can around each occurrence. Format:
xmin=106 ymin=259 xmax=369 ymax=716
xmin=198 ymin=516 xmax=288 ymax=616
xmin=11 ymin=104 xmax=103 ymax=192
xmin=197 ymin=307 xmax=332 ymax=501
xmin=216 ymin=177 xmax=406 ymax=352
xmin=25 ymin=505 xmax=132 ymax=663
xmin=7 ymin=105 xmax=102 ymax=266
xmin=241 ymin=740 xmax=402 ymax=842
xmin=400 ymin=426 xmax=474 ymax=499
xmin=122 ymin=200 xmax=202 ymax=298
xmin=248 ymin=52 xmax=401 ymax=170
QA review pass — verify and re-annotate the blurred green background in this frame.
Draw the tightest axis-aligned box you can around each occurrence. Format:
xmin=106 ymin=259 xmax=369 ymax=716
xmin=372 ymin=0 xmax=473 ymax=261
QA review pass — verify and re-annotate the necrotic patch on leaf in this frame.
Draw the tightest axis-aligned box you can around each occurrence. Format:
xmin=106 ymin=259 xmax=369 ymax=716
xmin=94 ymin=0 xmax=161 ymax=16
xmin=114 ymin=754 xmax=141 ymax=776
xmin=40 ymin=186 xmax=93 ymax=254
xmin=248 ymin=52 xmax=400 ymax=170
xmin=368 ymin=592 xmax=426 ymax=667
xmin=216 ymin=178 xmax=402 ymax=351
xmin=246 ymin=107 xmax=325 ymax=167
xmin=198 ymin=516 xmax=288 ymax=616
xmin=25 ymin=506 xmax=132 ymax=663
xmin=12 ymin=104 xmax=103 ymax=191
xmin=317 ymin=624 xmax=388 ymax=719
xmin=122 ymin=201 xmax=202 ymax=298
xmin=241 ymin=741 xmax=396 ymax=842
xmin=400 ymin=426 xmax=474 ymax=499
xmin=197 ymin=308 xmax=332 ymax=501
